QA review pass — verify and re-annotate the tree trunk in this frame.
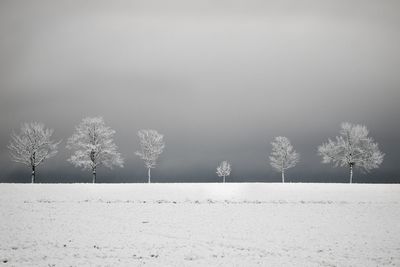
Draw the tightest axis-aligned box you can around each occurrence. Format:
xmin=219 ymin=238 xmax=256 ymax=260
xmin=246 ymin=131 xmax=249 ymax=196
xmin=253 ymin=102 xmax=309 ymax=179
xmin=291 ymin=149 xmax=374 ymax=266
xmin=31 ymin=152 xmax=36 ymax=183
xmin=282 ymin=170 xmax=285 ymax=183
xmin=223 ymin=175 xmax=226 ymax=183
xmin=31 ymin=165 xmax=35 ymax=184
xmin=92 ymin=167 xmax=96 ymax=184
xmin=148 ymin=168 xmax=151 ymax=183
xmin=349 ymin=164 xmax=353 ymax=184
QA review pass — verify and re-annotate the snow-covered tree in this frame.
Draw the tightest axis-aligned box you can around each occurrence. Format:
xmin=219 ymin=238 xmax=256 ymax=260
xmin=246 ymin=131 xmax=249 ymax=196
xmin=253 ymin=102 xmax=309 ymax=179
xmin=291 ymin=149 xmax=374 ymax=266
xmin=269 ymin=136 xmax=300 ymax=183
xmin=135 ymin=129 xmax=165 ymax=183
xmin=66 ymin=117 xmax=124 ymax=183
xmin=318 ymin=122 xmax=384 ymax=183
xmin=216 ymin=161 xmax=231 ymax=183
xmin=8 ymin=122 xmax=60 ymax=183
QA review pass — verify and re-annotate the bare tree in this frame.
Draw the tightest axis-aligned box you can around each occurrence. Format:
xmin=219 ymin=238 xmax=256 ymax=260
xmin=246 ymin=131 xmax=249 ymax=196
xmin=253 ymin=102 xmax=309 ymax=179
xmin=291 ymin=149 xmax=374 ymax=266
xmin=8 ymin=122 xmax=60 ymax=183
xmin=66 ymin=117 xmax=124 ymax=183
xmin=216 ymin=161 xmax=231 ymax=183
xmin=135 ymin=129 xmax=165 ymax=183
xmin=269 ymin=136 xmax=300 ymax=183
xmin=318 ymin=122 xmax=384 ymax=183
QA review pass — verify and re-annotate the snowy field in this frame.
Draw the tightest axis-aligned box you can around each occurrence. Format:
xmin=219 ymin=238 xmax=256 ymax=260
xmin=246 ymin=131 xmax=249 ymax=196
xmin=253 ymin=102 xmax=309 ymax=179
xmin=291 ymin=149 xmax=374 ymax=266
xmin=0 ymin=183 xmax=399 ymax=266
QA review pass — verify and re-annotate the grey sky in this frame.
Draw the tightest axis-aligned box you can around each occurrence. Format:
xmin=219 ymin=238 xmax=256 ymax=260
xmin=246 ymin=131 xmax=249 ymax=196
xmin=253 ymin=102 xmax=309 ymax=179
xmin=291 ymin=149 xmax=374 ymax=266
xmin=0 ymin=0 xmax=399 ymax=183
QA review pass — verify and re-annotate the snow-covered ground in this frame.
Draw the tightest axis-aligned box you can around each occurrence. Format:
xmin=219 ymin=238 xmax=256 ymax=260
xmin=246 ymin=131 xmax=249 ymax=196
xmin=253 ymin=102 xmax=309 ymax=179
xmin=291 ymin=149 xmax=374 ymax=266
xmin=0 ymin=183 xmax=399 ymax=266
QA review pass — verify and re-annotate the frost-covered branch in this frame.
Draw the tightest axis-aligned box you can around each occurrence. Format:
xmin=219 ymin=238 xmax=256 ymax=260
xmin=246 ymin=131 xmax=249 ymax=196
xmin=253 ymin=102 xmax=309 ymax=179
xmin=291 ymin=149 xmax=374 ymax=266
xmin=135 ymin=129 xmax=165 ymax=183
xmin=269 ymin=136 xmax=299 ymax=183
xmin=66 ymin=117 xmax=124 ymax=183
xmin=318 ymin=122 xmax=384 ymax=183
xmin=216 ymin=161 xmax=231 ymax=183
xmin=8 ymin=122 xmax=60 ymax=183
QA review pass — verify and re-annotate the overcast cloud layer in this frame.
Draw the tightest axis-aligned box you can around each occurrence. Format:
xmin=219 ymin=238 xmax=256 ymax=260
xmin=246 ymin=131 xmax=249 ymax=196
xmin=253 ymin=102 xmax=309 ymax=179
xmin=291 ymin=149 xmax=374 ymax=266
xmin=0 ymin=0 xmax=399 ymax=183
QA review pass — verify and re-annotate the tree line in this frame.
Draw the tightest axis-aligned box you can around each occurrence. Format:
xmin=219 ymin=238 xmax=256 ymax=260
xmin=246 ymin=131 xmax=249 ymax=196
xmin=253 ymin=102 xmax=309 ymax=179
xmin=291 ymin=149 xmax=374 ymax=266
xmin=8 ymin=117 xmax=384 ymax=184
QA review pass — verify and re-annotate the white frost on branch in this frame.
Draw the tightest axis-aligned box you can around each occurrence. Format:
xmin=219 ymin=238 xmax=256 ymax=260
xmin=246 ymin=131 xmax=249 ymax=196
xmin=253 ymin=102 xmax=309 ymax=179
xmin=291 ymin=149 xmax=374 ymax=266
xmin=8 ymin=122 xmax=60 ymax=182
xmin=318 ymin=122 xmax=384 ymax=183
xmin=216 ymin=161 xmax=231 ymax=183
xmin=66 ymin=117 xmax=124 ymax=182
xmin=135 ymin=129 xmax=165 ymax=183
xmin=269 ymin=136 xmax=300 ymax=183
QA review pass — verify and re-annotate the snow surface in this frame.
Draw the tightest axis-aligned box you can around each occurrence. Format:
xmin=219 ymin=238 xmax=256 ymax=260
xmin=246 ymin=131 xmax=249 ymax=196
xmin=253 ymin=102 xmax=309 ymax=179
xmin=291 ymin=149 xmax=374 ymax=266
xmin=0 ymin=183 xmax=399 ymax=266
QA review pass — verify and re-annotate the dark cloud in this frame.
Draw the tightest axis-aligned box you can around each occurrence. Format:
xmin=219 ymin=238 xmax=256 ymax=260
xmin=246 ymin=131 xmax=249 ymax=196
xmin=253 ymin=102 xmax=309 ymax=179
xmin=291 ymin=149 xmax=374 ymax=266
xmin=1 ymin=0 xmax=399 ymax=183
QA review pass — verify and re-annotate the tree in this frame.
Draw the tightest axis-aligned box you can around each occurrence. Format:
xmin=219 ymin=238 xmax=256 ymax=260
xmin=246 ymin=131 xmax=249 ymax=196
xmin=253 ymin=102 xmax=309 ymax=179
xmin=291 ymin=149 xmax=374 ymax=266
xmin=135 ymin=129 xmax=165 ymax=183
xmin=8 ymin=122 xmax=60 ymax=183
xmin=269 ymin=136 xmax=300 ymax=183
xmin=318 ymin=122 xmax=384 ymax=183
xmin=66 ymin=117 xmax=124 ymax=183
xmin=216 ymin=161 xmax=231 ymax=183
